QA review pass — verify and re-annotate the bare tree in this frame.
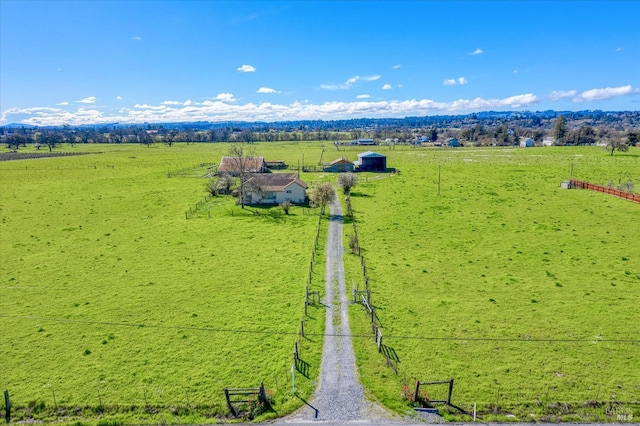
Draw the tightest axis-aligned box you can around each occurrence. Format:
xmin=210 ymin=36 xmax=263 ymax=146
xmin=280 ymin=200 xmax=292 ymax=215
xmin=607 ymin=135 xmax=629 ymax=156
xmin=6 ymin=133 xmax=28 ymax=151
xmin=40 ymin=131 xmax=63 ymax=152
xmin=206 ymin=173 xmax=233 ymax=196
xmin=310 ymin=182 xmax=336 ymax=215
xmin=226 ymin=144 xmax=256 ymax=208
xmin=337 ymin=172 xmax=359 ymax=195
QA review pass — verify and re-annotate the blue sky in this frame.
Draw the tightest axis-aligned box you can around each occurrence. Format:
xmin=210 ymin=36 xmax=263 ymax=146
xmin=1 ymin=0 xmax=639 ymax=126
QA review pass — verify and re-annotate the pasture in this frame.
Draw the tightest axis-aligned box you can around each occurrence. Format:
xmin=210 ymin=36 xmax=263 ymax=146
xmin=1 ymin=142 xmax=638 ymax=423
xmin=342 ymin=146 xmax=639 ymax=420
xmin=0 ymin=142 xmax=329 ymax=424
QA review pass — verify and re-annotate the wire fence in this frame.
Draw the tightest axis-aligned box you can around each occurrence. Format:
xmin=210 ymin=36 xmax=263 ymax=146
xmin=293 ymin=210 xmax=324 ymax=378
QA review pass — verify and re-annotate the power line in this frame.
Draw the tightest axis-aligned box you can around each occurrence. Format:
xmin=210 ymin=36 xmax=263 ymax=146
xmin=2 ymin=315 xmax=638 ymax=344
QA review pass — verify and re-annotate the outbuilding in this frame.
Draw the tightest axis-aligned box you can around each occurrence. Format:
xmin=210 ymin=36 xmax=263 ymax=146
xmin=520 ymin=138 xmax=535 ymax=147
xmin=218 ymin=156 xmax=267 ymax=176
xmin=355 ymin=151 xmax=387 ymax=172
xmin=325 ymin=157 xmax=355 ymax=173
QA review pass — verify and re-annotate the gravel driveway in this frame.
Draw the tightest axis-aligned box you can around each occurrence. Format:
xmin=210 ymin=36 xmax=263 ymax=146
xmin=284 ymin=195 xmax=400 ymax=423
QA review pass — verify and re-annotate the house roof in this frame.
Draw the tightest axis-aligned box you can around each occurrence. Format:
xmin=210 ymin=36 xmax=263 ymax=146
xmin=218 ymin=156 xmax=265 ymax=173
xmin=245 ymin=173 xmax=307 ymax=192
xmin=329 ymin=157 xmax=354 ymax=165
xmin=357 ymin=151 xmax=386 ymax=158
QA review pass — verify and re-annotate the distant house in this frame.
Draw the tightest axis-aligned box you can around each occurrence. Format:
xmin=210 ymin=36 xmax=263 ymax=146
xmin=218 ymin=156 xmax=267 ymax=176
xmin=356 ymin=138 xmax=376 ymax=146
xmin=355 ymin=151 xmax=387 ymax=171
xmin=447 ymin=138 xmax=460 ymax=147
xmin=243 ymin=173 xmax=307 ymax=205
xmin=542 ymin=137 xmax=555 ymax=146
xmin=325 ymin=157 xmax=355 ymax=173
xmin=520 ymin=138 xmax=535 ymax=147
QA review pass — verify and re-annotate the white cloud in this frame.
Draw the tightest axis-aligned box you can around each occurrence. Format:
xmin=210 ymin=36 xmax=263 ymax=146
xmin=444 ymin=77 xmax=467 ymax=86
xmin=574 ymin=85 xmax=638 ymax=102
xmin=134 ymin=104 xmax=169 ymax=111
xmin=183 ymin=99 xmax=193 ymax=106
xmin=548 ymin=90 xmax=577 ymax=101
xmin=469 ymin=48 xmax=484 ymax=55
xmin=76 ymin=96 xmax=96 ymax=104
xmin=257 ymin=87 xmax=281 ymax=94
xmin=116 ymin=96 xmax=123 ymax=100
xmin=132 ymin=36 xmax=142 ymax=41
xmin=237 ymin=64 xmax=256 ymax=73
xmin=356 ymin=94 xmax=370 ymax=99
xmin=320 ymin=75 xmax=381 ymax=90
xmin=215 ymin=93 xmax=236 ymax=102
xmin=392 ymin=64 xmax=401 ymax=69
xmin=615 ymin=47 xmax=622 ymax=52
xmin=2 ymin=93 xmax=544 ymax=126
xmin=56 ymin=101 xmax=69 ymax=106
xmin=382 ymin=84 xmax=392 ymax=90
xmin=498 ymin=93 xmax=538 ymax=108
xmin=397 ymin=84 xmax=403 ymax=88
xmin=162 ymin=100 xmax=182 ymax=105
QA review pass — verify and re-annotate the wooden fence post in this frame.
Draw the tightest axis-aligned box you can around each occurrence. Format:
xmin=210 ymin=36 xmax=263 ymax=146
xmin=448 ymin=379 xmax=454 ymax=405
xmin=414 ymin=381 xmax=420 ymax=402
xmin=4 ymin=390 xmax=11 ymax=423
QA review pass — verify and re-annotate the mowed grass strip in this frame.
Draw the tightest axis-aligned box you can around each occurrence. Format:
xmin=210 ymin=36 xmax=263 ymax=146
xmin=0 ymin=143 xmax=324 ymax=421
xmin=343 ymin=146 xmax=640 ymax=415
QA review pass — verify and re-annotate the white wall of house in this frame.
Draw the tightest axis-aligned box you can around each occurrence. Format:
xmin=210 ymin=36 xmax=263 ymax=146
xmin=278 ymin=182 xmax=306 ymax=203
xmin=246 ymin=182 xmax=306 ymax=204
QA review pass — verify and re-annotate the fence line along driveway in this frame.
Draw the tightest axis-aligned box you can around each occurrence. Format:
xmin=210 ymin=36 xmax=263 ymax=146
xmin=285 ymin=193 xmax=398 ymax=423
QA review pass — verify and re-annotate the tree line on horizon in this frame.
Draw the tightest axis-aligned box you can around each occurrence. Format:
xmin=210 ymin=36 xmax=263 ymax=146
xmin=1 ymin=111 xmax=638 ymax=152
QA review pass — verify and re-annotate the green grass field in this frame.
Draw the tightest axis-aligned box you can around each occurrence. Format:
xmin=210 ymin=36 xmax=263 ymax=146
xmin=342 ymin=146 xmax=639 ymax=420
xmin=0 ymin=142 xmax=331 ymax=424
xmin=2 ymin=142 xmax=638 ymax=423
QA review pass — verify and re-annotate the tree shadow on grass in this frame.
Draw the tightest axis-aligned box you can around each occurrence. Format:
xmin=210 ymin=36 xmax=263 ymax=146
xmin=349 ymin=191 xmax=371 ymax=197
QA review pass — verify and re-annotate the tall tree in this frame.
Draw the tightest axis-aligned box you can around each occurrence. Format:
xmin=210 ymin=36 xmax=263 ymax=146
xmin=553 ymin=115 xmax=568 ymax=145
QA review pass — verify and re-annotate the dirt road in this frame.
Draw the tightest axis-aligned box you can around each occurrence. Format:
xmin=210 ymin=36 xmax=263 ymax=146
xmin=284 ymin=195 xmax=398 ymax=423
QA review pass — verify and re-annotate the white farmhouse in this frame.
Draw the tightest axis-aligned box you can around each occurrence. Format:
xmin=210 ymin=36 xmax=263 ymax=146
xmin=243 ymin=173 xmax=307 ymax=205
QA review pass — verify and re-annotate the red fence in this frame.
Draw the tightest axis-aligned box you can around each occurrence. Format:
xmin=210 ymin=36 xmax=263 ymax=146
xmin=571 ymin=180 xmax=640 ymax=203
